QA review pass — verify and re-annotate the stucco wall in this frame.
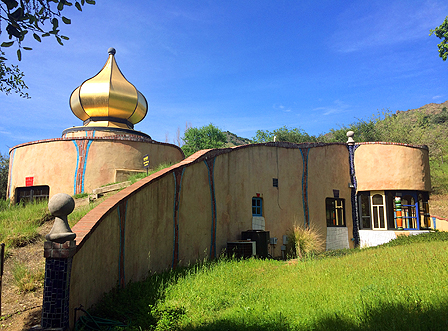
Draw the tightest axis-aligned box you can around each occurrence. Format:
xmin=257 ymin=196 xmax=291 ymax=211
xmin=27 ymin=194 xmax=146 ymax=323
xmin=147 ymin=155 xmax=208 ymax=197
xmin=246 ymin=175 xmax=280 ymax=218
xmin=8 ymin=141 xmax=78 ymax=200
xmin=66 ymin=141 xmax=430 ymax=326
xmin=213 ymin=146 xmax=304 ymax=258
xmin=7 ymin=137 xmax=184 ymax=201
xmin=354 ymin=143 xmax=431 ymax=192
xmin=307 ymin=144 xmax=354 ymax=248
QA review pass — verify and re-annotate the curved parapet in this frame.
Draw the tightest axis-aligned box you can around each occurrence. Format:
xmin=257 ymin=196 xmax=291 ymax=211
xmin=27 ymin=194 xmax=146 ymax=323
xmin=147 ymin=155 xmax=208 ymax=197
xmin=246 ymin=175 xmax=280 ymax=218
xmin=67 ymin=142 xmax=355 ymax=327
xmin=354 ymin=142 xmax=431 ymax=192
xmin=7 ymin=136 xmax=184 ymax=202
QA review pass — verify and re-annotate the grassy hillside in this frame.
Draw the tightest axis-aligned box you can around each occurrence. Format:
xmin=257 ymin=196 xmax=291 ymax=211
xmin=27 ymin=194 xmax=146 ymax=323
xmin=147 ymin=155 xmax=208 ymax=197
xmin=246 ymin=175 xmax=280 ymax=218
xmin=224 ymin=131 xmax=252 ymax=147
xmin=89 ymin=233 xmax=448 ymax=330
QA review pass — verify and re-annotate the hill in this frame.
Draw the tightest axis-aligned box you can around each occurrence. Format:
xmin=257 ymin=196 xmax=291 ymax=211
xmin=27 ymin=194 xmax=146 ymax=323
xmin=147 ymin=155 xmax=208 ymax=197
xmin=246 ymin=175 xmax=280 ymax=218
xmin=224 ymin=130 xmax=252 ymax=147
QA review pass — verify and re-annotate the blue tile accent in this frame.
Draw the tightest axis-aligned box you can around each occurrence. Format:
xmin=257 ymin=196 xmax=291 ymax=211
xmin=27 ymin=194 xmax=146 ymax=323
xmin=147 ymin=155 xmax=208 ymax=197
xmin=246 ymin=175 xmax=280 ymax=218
xmin=204 ymin=158 xmax=217 ymax=259
xmin=72 ymin=141 xmax=80 ymax=195
xmin=7 ymin=148 xmax=15 ymax=200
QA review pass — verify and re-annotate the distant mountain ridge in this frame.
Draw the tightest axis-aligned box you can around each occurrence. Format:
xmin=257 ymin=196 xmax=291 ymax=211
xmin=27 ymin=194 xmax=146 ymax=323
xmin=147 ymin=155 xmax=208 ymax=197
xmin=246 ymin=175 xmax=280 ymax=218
xmin=397 ymin=100 xmax=448 ymax=116
xmin=224 ymin=131 xmax=252 ymax=147
xmin=223 ymin=100 xmax=448 ymax=144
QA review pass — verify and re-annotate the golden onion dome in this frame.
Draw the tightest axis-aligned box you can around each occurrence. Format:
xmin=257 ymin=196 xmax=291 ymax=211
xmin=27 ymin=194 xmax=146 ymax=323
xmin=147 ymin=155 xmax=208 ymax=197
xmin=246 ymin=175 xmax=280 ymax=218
xmin=70 ymin=48 xmax=148 ymax=129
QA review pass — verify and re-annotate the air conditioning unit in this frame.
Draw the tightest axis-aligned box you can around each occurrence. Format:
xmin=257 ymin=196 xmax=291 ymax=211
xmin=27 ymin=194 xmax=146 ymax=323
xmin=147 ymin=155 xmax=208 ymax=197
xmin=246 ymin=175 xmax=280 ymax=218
xmin=227 ymin=241 xmax=256 ymax=258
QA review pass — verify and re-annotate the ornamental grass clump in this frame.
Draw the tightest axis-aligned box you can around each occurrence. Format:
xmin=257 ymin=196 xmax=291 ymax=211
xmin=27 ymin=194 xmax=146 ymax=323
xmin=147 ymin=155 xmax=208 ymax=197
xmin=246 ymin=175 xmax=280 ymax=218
xmin=287 ymin=224 xmax=324 ymax=259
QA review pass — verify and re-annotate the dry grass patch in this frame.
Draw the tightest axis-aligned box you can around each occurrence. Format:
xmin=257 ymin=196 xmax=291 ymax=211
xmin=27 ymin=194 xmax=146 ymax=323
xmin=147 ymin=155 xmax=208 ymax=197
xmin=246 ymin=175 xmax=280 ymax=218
xmin=286 ymin=223 xmax=324 ymax=259
xmin=429 ymin=193 xmax=448 ymax=218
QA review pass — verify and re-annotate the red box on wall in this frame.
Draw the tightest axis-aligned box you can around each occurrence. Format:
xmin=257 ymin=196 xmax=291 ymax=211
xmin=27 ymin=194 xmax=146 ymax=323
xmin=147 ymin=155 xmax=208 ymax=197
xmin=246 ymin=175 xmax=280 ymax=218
xmin=25 ymin=177 xmax=34 ymax=187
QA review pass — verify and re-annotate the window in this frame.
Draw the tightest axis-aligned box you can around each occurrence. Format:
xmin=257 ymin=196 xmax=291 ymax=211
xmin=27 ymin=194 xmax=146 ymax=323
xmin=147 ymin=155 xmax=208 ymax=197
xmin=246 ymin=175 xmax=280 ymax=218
xmin=402 ymin=194 xmax=417 ymax=229
xmin=15 ymin=185 xmax=50 ymax=204
xmin=359 ymin=192 xmax=371 ymax=229
xmin=252 ymin=197 xmax=262 ymax=216
xmin=371 ymin=193 xmax=387 ymax=230
xmin=326 ymin=198 xmax=345 ymax=227
xmin=418 ymin=193 xmax=430 ymax=229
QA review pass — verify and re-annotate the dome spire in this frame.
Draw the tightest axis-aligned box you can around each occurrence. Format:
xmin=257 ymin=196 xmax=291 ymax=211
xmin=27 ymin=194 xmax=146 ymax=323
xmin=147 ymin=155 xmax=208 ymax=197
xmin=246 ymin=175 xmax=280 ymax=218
xmin=70 ymin=48 xmax=148 ymax=129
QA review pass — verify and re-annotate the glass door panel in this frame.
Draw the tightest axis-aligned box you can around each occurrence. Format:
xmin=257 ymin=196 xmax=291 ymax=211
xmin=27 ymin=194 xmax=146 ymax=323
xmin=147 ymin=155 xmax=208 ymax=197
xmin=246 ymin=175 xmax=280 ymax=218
xmin=371 ymin=192 xmax=387 ymax=230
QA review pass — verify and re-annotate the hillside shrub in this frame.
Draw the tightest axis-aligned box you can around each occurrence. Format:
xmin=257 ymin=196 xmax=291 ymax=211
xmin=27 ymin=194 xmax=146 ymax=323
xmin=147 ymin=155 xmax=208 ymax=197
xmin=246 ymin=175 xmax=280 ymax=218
xmin=287 ymin=224 xmax=324 ymax=259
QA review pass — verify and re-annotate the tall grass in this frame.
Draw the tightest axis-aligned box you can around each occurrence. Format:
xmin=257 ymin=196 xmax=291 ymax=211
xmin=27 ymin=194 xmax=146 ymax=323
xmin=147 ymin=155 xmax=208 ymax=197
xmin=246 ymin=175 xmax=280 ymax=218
xmin=0 ymin=196 xmax=101 ymax=256
xmin=90 ymin=234 xmax=448 ymax=330
xmin=0 ymin=200 xmax=50 ymax=254
xmin=286 ymin=224 xmax=324 ymax=259
xmin=68 ymin=199 xmax=104 ymax=227
xmin=12 ymin=262 xmax=45 ymax=293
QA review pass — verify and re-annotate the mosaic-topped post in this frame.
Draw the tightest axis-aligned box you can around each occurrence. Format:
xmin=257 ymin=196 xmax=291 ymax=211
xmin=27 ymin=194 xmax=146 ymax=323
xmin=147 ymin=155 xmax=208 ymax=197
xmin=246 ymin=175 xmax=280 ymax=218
xmin=347 ymin=131 xmax=360 ymax=247
xmin=41 ymin=193 xmax=76 ymax=330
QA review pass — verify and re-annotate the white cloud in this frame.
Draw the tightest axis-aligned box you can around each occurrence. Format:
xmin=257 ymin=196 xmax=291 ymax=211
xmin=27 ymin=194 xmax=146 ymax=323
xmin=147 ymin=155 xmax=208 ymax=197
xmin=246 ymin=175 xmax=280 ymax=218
xmin=273 ymin=104 xmax=292 ymax=112
xmin=432 ymin=95 xmax=443 ymax=100
xmin=313 ymin=100 xmax=351 ymax=116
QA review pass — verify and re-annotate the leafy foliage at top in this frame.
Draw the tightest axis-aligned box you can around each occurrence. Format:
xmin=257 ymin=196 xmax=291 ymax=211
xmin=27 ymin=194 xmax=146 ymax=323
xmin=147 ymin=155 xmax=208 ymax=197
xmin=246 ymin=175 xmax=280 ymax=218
xmin=253 ymin=126 xmax=318 ymax=143
xmin=0 ymin=152 xmax=9 ymax=200
xmin=0 ymin=0 xmax=95 ymax=97
xmin=181 ymin=123 xmax=227 ymax=157
xmin=430 ymin=15 xmax=448 ymax=62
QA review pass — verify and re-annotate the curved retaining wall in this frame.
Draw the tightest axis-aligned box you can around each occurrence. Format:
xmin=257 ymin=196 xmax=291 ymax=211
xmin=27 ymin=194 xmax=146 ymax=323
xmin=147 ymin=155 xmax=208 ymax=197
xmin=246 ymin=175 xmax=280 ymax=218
xmin=7 ymin=136 xmax=184 ymax=200
xmin=66 ymin=141 xmax=431 ymax=327
xmin=68 ymin=142 xmax=354 ymax=325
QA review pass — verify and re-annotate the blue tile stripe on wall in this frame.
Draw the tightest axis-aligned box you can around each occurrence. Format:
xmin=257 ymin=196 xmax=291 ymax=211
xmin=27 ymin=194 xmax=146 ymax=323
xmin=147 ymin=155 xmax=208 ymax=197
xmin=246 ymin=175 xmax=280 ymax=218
xmin=204 ymin=157 xmax=217 ymax=259
xmin=300 ymin=148 xmax=310 ymax=228
xmin=118 ymin=199 xmax=128 ymax=288
xmin=172 ymin=167 xmax=185 ymax=268
xmin=7 ymin=148 xmax=15 ymax=200
xmin=348 ymin=144 xmax=361 ymax=246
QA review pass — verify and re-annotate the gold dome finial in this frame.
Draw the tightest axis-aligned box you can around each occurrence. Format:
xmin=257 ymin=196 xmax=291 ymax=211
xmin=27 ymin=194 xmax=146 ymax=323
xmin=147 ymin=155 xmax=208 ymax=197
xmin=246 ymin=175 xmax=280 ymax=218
xmin=70 ymin=48 xmax=148 ymax=129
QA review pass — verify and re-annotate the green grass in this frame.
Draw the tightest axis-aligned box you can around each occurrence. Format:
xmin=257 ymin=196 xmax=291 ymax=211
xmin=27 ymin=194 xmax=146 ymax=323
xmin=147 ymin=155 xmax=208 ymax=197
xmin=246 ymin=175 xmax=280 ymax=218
xmin=0 ymin=196 xmax=103 ymax=256
xmin=68 ymin=199 xmax=103 ymax=227
xmin=12 ymin=262 xmax=45 ymax=293
xmin=128 ymin=163 xmax=174 ymax=184
xmin=89 ymin=233 xmax=448 ymax=330
xmin=0 ymin=200 xmax=50 ymax=255
xmin=73 ymin=192 xmax=89 ymax=199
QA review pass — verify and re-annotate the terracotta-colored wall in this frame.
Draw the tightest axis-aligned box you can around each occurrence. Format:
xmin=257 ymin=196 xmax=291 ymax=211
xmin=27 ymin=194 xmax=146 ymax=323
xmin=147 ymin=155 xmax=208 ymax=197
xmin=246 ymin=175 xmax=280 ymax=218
xmin=355 ymin=144 xmax=431 ymax=192
xmin=8 ymin=138 xmax=184 ymax=201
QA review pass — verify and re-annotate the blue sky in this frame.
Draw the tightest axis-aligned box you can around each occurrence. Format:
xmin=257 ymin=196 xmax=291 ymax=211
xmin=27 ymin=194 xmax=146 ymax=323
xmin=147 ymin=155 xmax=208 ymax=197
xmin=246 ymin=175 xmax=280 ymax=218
xmin=1 ymin=0 xmax=447 ymax=155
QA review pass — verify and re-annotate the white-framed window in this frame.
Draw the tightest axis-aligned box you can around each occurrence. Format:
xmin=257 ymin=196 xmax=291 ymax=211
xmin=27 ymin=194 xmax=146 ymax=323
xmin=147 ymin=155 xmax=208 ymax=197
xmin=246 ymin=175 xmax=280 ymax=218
xmin=370 ymin=191 xmax=387 ymax=230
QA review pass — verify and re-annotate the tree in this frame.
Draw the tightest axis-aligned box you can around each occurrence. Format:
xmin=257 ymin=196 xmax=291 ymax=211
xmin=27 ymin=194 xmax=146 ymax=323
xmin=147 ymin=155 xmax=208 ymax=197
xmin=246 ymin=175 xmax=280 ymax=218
xmin=253 ymin=126 xmax=317 ymax=144
xmin=181 ymin=123 xmax=227 ymax=157
xmin=0 ymin=153 xmax=9 ymax=200
xmin=0 ymin=0 xmax=95 ymax=97
xmin=430 ymin=16 xmax=448 ymax=61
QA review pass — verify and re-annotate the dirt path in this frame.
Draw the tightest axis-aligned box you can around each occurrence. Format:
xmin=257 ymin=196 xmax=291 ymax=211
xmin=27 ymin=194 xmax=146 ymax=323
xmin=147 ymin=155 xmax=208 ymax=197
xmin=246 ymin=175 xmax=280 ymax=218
xmin=0 ymin=221 xmax=53 ymax=331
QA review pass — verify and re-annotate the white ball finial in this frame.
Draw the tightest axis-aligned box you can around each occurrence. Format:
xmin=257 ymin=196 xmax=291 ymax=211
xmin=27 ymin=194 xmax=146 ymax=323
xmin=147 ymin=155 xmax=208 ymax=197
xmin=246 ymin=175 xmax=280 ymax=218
xmin=346 ymin=131 xmax=355 ymax=144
